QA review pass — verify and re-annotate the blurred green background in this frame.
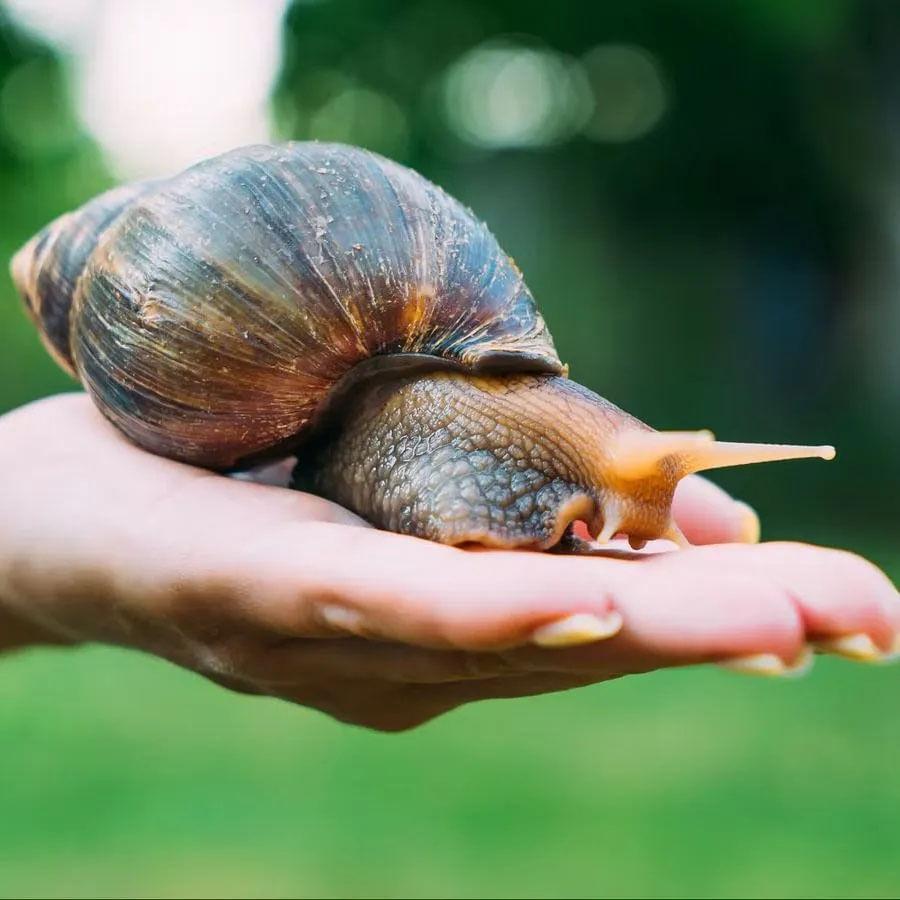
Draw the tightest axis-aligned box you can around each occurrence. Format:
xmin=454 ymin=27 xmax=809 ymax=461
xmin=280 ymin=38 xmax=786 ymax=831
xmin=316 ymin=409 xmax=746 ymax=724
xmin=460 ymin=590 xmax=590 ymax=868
xmin=0 ymin=1 xmax=898 ymax=897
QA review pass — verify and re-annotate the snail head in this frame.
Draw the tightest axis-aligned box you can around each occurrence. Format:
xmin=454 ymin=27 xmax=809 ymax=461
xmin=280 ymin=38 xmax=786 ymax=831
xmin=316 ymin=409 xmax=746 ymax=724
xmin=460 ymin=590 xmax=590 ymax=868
xmin=295 ymin=372 xmax=835 ymax=551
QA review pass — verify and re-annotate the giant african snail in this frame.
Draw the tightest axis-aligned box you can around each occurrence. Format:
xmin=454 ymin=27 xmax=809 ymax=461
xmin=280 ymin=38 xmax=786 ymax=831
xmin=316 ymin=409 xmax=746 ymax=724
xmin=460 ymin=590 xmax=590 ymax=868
xmin=10 ymin=143 xmax=834 ymax=551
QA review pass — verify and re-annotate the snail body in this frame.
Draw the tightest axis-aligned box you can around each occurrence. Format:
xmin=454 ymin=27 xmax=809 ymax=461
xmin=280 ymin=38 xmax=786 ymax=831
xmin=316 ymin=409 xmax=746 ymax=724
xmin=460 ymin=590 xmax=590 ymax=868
xmin=11 ymin=143 xmax=833 ymax=551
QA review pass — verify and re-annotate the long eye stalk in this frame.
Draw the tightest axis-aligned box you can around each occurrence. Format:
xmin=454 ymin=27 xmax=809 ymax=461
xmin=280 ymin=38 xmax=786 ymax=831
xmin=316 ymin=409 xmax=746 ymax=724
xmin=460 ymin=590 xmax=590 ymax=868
xmin=607 ymin=429 xmax=835 ymax=482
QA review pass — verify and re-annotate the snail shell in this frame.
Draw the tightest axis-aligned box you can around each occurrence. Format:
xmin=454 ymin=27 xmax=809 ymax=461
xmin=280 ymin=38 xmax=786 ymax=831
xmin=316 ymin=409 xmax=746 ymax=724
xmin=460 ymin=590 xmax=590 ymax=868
xmin=12 ymin=143 xmax=562 ymax=469
xmin=12 ymin=142 xmax=833 ymax=550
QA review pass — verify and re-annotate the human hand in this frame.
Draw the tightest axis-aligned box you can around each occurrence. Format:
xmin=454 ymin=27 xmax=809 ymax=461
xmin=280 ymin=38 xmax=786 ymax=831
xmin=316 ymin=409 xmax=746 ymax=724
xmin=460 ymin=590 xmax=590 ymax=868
xmin=0 ymin=394 xmax=897 ymax=731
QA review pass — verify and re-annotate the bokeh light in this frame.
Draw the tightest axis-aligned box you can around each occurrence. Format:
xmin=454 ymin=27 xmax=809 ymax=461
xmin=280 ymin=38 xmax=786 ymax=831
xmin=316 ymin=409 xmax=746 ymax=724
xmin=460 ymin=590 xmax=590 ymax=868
xmin=79 ymin=0 xmax=286 ymax=177
xmin=306 ymin=86 xmax=409 ymax=158
xmin=6 ymin=0 xmax=289 ymax=178
xmin=580 ymin=43 xmax=668 ymax=142
xmin=442 ymin=39 xmax=591 ymax=149
xmin=3 ymin=0 xmax=95 ymax=50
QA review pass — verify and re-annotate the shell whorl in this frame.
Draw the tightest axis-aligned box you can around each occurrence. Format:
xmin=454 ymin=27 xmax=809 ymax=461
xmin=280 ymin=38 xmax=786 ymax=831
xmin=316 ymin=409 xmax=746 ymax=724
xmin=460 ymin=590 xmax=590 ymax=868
xmin=12 ymin=143 xmax=562 ymax=468
xmin=11 ymin=180 xmax=157 ymax=375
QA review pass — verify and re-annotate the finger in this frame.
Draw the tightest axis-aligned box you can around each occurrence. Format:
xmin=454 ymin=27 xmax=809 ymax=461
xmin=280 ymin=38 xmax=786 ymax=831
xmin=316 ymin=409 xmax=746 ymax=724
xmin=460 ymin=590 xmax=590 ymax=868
xmin=503 ymin=543 xmax=900 ymax=675
xmin=227 ymin=524 xmax=899 ymax=668
xmin=503 ymin=559 xmax=806 ymax=675
xmin=236 ymin=522 xmax=624 ymax=651
xmin=679 ymin=542 xmax=900 ymax=655
xmin=671 ymin=475 xmax=760 ymax=545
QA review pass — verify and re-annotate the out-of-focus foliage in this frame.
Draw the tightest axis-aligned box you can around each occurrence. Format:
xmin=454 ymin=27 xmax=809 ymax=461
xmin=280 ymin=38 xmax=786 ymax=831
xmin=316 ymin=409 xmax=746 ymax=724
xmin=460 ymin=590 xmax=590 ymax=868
xmin=0 ymin=2 xmax=898 ymax=899
xmin=3 ymin=647 xmax=900 ymax=899
xmin=0 ymin=6 xmax=110 ymax=407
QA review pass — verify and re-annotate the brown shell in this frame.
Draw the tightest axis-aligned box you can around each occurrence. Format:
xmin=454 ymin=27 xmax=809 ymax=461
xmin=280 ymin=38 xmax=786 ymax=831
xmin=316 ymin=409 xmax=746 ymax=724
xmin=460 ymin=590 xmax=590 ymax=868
xmin=11 ymin=179 xmax=158 ymax=376
xmin=11 ymin=142 xmax=563 ymax=469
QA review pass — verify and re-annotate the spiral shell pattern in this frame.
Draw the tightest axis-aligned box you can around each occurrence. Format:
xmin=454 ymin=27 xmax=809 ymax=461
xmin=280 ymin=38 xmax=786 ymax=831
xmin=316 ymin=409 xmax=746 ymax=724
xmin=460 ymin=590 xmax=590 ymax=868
xmin=12 ymin=143 xmax=562 ymax=468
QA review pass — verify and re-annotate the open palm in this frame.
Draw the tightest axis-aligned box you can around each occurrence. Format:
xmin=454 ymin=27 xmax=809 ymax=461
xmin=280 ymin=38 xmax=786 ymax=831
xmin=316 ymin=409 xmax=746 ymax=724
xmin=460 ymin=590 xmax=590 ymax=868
xmin=0 ymin=393 xmax=896 ymax=731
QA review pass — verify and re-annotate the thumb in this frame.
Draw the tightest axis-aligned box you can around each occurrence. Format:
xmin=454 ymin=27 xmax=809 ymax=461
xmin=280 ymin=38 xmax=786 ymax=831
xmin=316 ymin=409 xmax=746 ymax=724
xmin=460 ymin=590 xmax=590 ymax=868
xmin=671 ymin=475 xmax=760 ymax=545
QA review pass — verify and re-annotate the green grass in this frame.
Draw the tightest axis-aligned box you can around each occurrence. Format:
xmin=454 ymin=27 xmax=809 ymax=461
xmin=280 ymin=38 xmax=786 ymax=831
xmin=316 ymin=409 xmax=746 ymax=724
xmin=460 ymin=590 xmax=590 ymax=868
xmin=1 ymin=555 xmax=898 ymax=899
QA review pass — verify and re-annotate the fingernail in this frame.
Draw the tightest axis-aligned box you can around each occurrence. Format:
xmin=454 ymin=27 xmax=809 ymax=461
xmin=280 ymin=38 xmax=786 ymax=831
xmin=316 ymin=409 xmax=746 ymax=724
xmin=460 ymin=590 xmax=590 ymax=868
xmin=318 ymin=603 xmax=366 ymax=635
xmin=813 ymin=632 xmax=888 ymax=663
xmin=531 ymin=611 xmax=623 ymax=648
xmin=718 ymin=646 xmax=813 ymax=678
xmin=734 ymin=501 xmax=761 ymax=544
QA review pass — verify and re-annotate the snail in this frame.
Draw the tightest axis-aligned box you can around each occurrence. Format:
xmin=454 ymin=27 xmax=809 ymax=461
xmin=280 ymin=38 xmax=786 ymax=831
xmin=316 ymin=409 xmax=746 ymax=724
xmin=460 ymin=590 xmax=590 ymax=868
xmin=10 ymin=142 xmax=834 ymax=551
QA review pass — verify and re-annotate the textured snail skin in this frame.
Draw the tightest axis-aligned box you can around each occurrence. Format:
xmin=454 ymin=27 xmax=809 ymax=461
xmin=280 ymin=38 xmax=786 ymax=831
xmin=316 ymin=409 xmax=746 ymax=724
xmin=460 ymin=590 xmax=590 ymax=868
xmin=294 ymin=372 xmax=679 ymax=549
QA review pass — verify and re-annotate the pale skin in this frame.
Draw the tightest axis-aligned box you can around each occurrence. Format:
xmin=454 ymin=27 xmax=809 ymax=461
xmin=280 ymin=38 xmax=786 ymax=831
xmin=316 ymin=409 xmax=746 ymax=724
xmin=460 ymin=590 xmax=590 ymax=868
xmin=0 ymin=394 xmax=898 ymax=732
